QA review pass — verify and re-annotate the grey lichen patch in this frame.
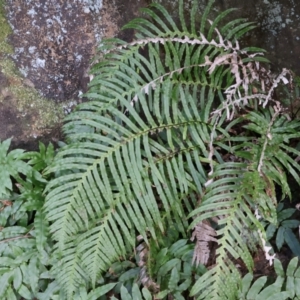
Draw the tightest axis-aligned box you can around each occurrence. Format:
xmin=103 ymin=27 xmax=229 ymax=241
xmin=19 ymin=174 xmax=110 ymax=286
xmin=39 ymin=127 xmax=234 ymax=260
xmin=6 ymin=0 xmax=104 ymax=101
xmin=262 ymin=1 xmax=282 ymax=28
xmin=256 ymin=1 xmax=295 ymax=36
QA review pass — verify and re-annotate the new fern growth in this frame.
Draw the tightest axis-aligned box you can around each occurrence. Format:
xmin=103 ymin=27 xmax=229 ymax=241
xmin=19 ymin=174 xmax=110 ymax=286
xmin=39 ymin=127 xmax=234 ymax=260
xmin=41 ymin=0 xmax=300 ymax=299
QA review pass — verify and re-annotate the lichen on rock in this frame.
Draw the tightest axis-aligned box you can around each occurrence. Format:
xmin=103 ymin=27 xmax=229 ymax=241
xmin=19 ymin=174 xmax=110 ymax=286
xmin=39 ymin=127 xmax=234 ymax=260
xmin=5 ymin=0 xmax=105 ymax=101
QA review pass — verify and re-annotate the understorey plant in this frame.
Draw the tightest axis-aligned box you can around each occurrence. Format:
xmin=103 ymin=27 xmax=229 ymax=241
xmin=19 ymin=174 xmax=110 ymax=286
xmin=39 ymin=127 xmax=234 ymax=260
xmin=0 ymin=140 xmax=55 ymax=299
xmin=265 ymin=203 xmax=300 ymax=257
xmin=1 ymin=0 xmax=300 ymax=299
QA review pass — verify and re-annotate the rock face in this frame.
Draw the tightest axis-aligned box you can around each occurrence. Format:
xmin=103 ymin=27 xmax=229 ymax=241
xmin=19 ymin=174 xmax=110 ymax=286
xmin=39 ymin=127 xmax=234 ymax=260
xmin=6 ymin=0 xmax=300 ymax=101
xmin=4 ymin=0 xmax=151 ymax=102
xmin=1 ymin=0 xmax=300 ymax=150
xmin=213 ymin=0 xmax=300 ymax=75
xmin=6 ymin=0 xmax=104 ymax=101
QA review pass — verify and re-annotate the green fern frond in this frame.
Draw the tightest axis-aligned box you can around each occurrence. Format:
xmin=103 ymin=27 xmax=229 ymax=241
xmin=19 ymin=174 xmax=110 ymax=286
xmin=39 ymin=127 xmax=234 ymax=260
xmin=189 ymin=163 xmax=267 ymax=299
xmin=43 ymin=0 xmax=277 ymax=297
xmin=242 ymin=108 xmax=300 ymax=198
xmin=45 ymin=97 xmax=212 ymax=293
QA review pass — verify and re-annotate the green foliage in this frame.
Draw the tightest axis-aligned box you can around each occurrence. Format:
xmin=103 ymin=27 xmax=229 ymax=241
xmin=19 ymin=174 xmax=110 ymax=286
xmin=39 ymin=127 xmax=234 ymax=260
xmin=238 ymin=257 xmax=300 ymax=300
xmin=0 ymin=138 xmax=32 ymax=198
xmin=0 ymin=142 xmax=54 ymax=299
xmin=79 ymin=234 xmax=206 ymax=299
xmin=153 ymin=239 xmax=206 ymax=299
xmin=266 ymin=203 xmax=300 ymax=257
xmin=1 ymin=0 xmax=300 ymax=299
xmin=110 ymin=284 xmax=151 ymax=300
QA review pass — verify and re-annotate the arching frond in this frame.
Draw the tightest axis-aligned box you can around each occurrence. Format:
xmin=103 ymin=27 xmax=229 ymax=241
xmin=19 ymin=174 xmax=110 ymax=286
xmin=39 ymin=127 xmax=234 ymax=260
xmin=43 ymin=0 xmax=296 ymax=298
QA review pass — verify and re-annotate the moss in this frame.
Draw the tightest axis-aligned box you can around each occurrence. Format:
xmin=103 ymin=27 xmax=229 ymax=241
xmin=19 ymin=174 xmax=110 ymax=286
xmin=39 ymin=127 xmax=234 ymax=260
xmin=0 ymin=58 xmax=20 ymax=77
xmin=0 ymin=0 xmax=13 ymax=54
xmin=7 ymin=85 xmax=65 ymax=129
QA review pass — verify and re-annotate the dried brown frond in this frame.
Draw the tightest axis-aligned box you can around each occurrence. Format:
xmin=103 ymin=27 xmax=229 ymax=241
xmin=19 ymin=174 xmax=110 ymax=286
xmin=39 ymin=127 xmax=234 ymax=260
xmin=191 ymin=220 xmax=217 ymax=266
xmin=136 ymin=238 xmax=160 ymax=293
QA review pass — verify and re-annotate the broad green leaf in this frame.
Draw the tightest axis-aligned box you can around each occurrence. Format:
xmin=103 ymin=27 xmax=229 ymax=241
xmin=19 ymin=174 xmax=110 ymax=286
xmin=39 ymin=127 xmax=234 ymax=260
xmin=142 ymin=287 xmax=152 ymax=300
xmin=266 ymin=224 xmax=276 ymax=240
xmin=274 ymin=259 xmax=285 ymax=277
xmin=154 ymin=248 xmax=169 ymax=272
xmin=0 ymin=257 xmax=15 ymax=268
xmin=34 ymin=210 xmax=49 ymax=253
xmin=177 ymin=278 xmax=192 ymax=292
xmin=168 ymin=267 xmax=180 ymax=291
xmin=282 ymin=219 xmax=300 ymax=228
xmin=155 ymin=290 xmax=169 ymax=299
xmin=173 ymin=245 xmax=193 ymax=259
xmin=286 ymin=275 xmax=295 ymax=299
xmin=132 ymin=283 xmax=143 ymax=299
xmin=28 ymin=257 xmax=39 ymax=294
xmin=6 ymin=286 xmax=17 ymax=300
xmin=37 ymin=280 xmax=60 ymax=300
xmin=120 ymin=285 xmax=132 ymax=300
xmin=286 ymin=257 xmax=299 ymax=276
xmin=169 ymin=239 xmax=187 ymax=256
xmin=240 ymin=273 xmax=253 ymax=297
xmin=276 ymin=227 xmax=285 ymax=251
xmin=256 ymin=277 xmax=284 ymax=299
xmin=119 ymin=268 xmax=140 ymax=282
xmin=295 ymin=277 xmax=300 ymax=297
xmin=17 ymin=284 xmax=32 ymax=299
xmin=158 ymin=259 xmax=181 ymax=277
xmin=0 ymin=267 xmax=10 ymax=275
xmin=278 ymin=208 xmax=295 ymax=222
xmin=285 ymin=228 xmax=300 ymax=257
xmin=0 ymin=271 xmax=13 ymax=297
xmin=174 ymin=292 xmax=185 ymax=300
xmin=0 ymin=139 xmax=32 ymax=197
xmin=246 ymin=276 xmax=267 ymax=298
xmin=265 ymin=291 xmax=291 ymax=300
xmin=13 ymin=267 xmax=22 ymax=290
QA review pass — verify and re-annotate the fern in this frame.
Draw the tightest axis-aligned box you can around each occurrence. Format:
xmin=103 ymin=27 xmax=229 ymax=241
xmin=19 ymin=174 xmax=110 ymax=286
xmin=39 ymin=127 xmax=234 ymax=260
xmin=42 ymin=0 xmax=300 ymax=298
xmin=189 ymin=107 xmax=300 ymax=299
